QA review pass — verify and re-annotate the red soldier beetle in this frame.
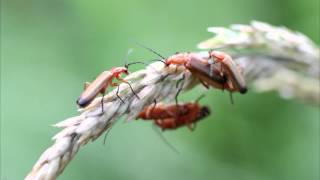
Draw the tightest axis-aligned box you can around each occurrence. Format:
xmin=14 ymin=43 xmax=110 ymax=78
xmin=138 ymin=44 xmax=245 ymax=93
xmin=154 ymin=105 xmax=210 ymax=130
xmin=185 ymin=56 xmax=226 ymax=90
xmin=138 ymin=102 xmax=191 ymax=120
xmin=137 ymin=44 xmax=246 ymax=105
xmin=77 ymin=66 xmax=139 ymax=109
xmin=185 ymin=53 xmax=246 ymax=104
xmin=77 ymin=49 xmax=142 ymax=109
xmin=208 ymin=50 xmax=247 ymax=94
xmin=137 ymin=100 xmax=210 ymax=131
xmin=165 ymin=51 xmax=247 ymax=94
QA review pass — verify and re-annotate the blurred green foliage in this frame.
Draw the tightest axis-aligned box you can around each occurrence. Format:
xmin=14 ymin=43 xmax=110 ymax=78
xmin=1 ymin=0 xmax=319 ymax=179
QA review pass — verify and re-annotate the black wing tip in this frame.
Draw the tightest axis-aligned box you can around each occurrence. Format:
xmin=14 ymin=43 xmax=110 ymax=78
xmin=239 ymin=87 xmax=248 ymax=94
xmin=198 ymin=106 xmax=211 ymax=120
xmin=76 ymin=98 xmax=89 ymax=108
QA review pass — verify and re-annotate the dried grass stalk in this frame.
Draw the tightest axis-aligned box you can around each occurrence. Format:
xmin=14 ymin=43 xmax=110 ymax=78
xmin=26 ymin=21 xmax=319 ymax=180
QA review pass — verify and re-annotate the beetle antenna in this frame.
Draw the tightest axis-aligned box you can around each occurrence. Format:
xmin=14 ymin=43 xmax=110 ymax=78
xmin=124 ymin=48 xmax=134 ymax=69
xmin=135 ymin=42 xmax=166 ymax=60
xmin=103 ymin=123 xmax=115 ymax=145
xmin=126 ymin=61 xmax=150 ymax=67
xmin=126 ymin=60 xmax=163 ymax=75
xmin=151 ymin=125 xmax=180 ymax=154
xmin=126 ymin=59 xmax=166 ymax=67
xmin=149 ymin=59 xmax=166 ymax=64
xmin=195 ymin=94 xmax=206 ymax=103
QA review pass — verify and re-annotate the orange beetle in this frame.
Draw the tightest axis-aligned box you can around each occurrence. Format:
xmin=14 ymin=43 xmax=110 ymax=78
xmin=138 ymin=102 xmax=210 ymax=130
xmin=77 ymin=67 xmax=138 ymax=108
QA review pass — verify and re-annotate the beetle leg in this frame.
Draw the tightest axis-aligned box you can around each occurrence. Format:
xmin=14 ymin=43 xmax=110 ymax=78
xmin=100 ymin=92 xmax=105 ymax=113
xmin=174 ymin=66 xmax=178 ymax=73
xmin=159 ymin=74 xmax=170 ymax=82
xmin=229 ymin=92 xmax=234 ymax=105
xmin=175 ymin=73 xmax=185 ymax=106
xmin=174 ymin=87 xmax=185 ymax=119
xmin=98 ymin=87 xmax=108 ymax=113
xmin=199 ymin=79 xmax=209 ymax=89
xmin=117 ymin=77 xmax=140 ymax=99
xmin=111 ymin=82 xmax=119 ymax=87
xmin=116 ymin=85 xmax=125 ymax=104
xmin=145 ymin=99 xmax=157 ymax=118
xmin=187 ymin=123 xmax=196 ymax=131
xmin=149 ymin=99 xmax=157 ymax=116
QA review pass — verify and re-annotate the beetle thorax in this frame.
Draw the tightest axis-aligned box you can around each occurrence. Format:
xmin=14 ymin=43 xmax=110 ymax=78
xmin=166 ymin=53 xmax=190 ymax=66
xmin=209 ymin=51 xmax=226 ymax=62
xmin=111 ymin=67 xmax=128 ymax=76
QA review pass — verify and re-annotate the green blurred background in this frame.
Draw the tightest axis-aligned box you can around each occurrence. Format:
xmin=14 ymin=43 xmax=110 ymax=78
xmin=1 ymin=0 xmax=319 ymax=179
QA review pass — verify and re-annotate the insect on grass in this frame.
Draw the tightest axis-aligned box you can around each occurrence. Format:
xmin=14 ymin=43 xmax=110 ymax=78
xmin=77 ymin=50 xmax=141 ymax=111
xmin=138 ymin=102 xmax=211 ymax=130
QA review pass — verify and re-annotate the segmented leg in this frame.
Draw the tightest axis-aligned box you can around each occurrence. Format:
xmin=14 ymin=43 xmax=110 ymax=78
xmin=150 ymin=99 xmax=157 ymax=115
xmin=100 ymin=91 xmax=105 ymax=113
xmin=116 ymin=85 xmax=125 ymax=104
xmin=159 ymin=74 xmax=170 ymax=82
xmin=229 ymin=92 xmax=234 ymax=105
xmin=145 ymin=99 xmax=158 ymax=118
xmin=175 ymin=73 xmax=185 ymax=106
xmin=117 ymin=77 xmax=140 ymax=99
xmin=199 ymin=79 xmax=209 ymax=89
xmin=187 ymin=123 xmax=196 ymax=131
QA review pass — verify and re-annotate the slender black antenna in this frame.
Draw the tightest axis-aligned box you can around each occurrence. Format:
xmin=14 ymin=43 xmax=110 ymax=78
xmin=126 ymin=59 xmax=166 ymax=68
xmin=126 ymin=61 xmax=151 ymax=68
xmin=151 ymin=125 xmax=180 ymax=154
xmin=123 ymin=49 xmax=165 ymax=73
xmin=195 ymin=94 xmax=206 ymax=103
xmin=135 ymin=42 xmax=167 ymax=60
xmin=103 ymin=123 xmax=114 ymax=145
xmin=149 ymin=59 xmax=166 ymax=64
xmin=124 ymin=48 xmax=134 ymax=69
xmin=126 ymin=59 xmax=164 ymax=77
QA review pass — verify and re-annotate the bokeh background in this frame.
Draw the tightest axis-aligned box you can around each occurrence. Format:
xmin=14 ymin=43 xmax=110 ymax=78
xmin=1 ymin=0 xmax=319 ymax=179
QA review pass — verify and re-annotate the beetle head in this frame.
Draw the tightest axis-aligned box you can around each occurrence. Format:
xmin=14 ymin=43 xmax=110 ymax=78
xmin=208 ymin=50 xmax=226 ymax=62
xmin=111 ymin=67 xmax=129 ymax=77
